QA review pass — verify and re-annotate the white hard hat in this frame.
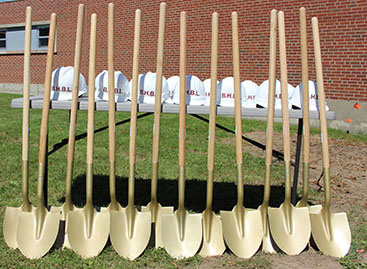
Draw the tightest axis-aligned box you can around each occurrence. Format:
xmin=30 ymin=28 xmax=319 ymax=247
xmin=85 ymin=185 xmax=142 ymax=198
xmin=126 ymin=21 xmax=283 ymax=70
xmin=166 ymin=76 xmax=179 ymax=104
xmin=50 ymin=66 xmax=87 ymax=100
xmin=95 ymin=70 xmax=130 ymax=102
xmin=242 ymin=80 xmax=258 ymax=108
xmin=217 ymin=77 xmax=244 ymax=107
xmin=257 ymin=79 xmax=293 ymax=109
xmin=137 ymin=72 xmax=169 ymax=104
xmin=203 ymin=78 xmax=219 ymax=106
xmin=172 ymin=75 xmax=206 ymax=105
xmin=297 ymin=80 xmax=329 ymax=111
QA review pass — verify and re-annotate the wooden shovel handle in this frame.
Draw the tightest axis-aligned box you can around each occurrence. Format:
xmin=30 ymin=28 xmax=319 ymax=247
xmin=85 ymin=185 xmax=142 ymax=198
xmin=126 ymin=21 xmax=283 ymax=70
xmin=22 ymin=6 xmax=32 ymax=162
xmin=38 ymin=13 xmax=57 ymax=164
xmin=278 ymin=11 xmax=291 ymax=163
xmin=108 ymin=3 xmax=115 ymax=163
xmin=86 ymin=14 xmax=97 ymax=164
xmin=178 ymin=11 xmax=186 ymax=167
xmin=207 ymin=12 xmax=218 ymax=171
xmin=232 ymin=12 xmax=243 ymax=165
xmin=67 ymin=4 xmax=84 ymax=163
xmin=129 ymin=9 xmax=141 ymax=165
xmin=300 ymin=7 xmax=310 ymax=164
xmin=312 ymin=17 xmax=329 ymax=168
xmin=265 ymin=9 xmax=277 ymax=166
xmin=152 ymin=2 xmax=166 ymax=164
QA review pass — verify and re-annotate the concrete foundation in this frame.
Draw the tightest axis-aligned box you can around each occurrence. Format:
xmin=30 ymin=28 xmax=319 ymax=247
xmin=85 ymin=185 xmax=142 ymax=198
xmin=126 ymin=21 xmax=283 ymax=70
xmin=1 ymin=83 xmax=366 ymax=134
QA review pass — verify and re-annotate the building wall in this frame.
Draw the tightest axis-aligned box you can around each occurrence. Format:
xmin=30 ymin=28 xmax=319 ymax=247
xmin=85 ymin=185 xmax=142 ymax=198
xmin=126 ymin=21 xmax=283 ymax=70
xmin=0 ymin=0 xmax=366 ymax=101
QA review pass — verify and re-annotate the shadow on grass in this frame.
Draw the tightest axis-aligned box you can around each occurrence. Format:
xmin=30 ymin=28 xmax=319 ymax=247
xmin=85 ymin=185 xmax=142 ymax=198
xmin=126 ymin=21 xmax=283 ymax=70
xmin=59 ymin=174 xmax=286 ymax=211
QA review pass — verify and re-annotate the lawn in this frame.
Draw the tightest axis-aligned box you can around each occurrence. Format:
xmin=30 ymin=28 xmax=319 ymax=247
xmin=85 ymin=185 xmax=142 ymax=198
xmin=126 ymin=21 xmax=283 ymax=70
xmin=0 ymin=93 xmax=365 ymax=268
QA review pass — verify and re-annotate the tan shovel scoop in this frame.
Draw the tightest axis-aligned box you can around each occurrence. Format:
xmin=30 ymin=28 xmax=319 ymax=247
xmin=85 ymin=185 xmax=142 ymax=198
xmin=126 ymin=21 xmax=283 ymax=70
xmin=309 ymin=17 xmax=351 ymax=258
xmin=295 ymin=7 xmax=321 ymax=212
xmin=268 ymin=11 xmax=311 ymax=256
xmin=109 ymin=9 xmax=151 ymax=260
xmin=67 ymin=14 xmax=110 ymax=259
xmin=161 ymin=11 xmax=202 ymax=259
xmin=257 ymin=9 xmax=277 ymax=254
xmin=199 ymin=12 xmax=225 ymax=257
xmin=16 ymin=13 xmax=61 ymax=259
xmin=60 ymin=4 xmax=85 ymax=249
xmin=3 ymin=6 xmax=34 ymax=250
xmin=141 ymin=2 xmax=174 ymax=249
xmin=220 ymin=12 xmax=263 ymax=259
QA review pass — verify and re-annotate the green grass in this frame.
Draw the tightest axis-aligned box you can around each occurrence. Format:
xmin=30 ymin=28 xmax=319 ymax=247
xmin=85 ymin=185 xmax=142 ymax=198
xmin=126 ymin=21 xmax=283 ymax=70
xmin=0 ymin=92 xmax=365 ymax=267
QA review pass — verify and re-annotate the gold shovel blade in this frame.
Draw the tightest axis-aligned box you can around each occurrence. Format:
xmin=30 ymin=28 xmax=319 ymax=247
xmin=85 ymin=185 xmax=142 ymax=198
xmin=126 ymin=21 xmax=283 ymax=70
xmin=220 ymin=207 xmax=263 ymax=258
xmin=199 ymin=211 xmax=225 ymax=257
xmin=268 ymin=203 xmax=311 ymax=255
xmin=110 ymin=208 xmax=151 ymax=260
xmin=310 ymin=208 xmax=351 ymax=257
xmin=258 ymin=204 xmax=276 ymax=253
xmin=16 ymin=209 xmax=61 ymax=259
xmin=161 ymin=211 xmax=202 ymax=259
xmin=67 ymin=208 xmax=110 ymax=258
xmin=141 ymin=203 xmax=174 ymax=248
xmin=3 ymin=206 xmax=25 ymax=249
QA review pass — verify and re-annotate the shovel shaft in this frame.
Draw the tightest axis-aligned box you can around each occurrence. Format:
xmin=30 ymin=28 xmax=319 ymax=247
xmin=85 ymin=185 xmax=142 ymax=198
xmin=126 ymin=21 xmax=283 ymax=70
xmin=206 ymin=170 xmax=214 ymax=210
xmin=178 ymin=166 xmax=185 ymax=210
xmin=65 ymin=4 xmax=84 ymax=205
xmin=278 ymin=11 xmax=291 ymax=163
xmin=300 ymin=7 xmax=310 ymax=165
xmin=21 ymin=7 xmax=32 ymax=210
xmin=108 ymin=3 xmax=117 ymax=205
xmin=151 ymin=162 xmax=159 ymax=203
xmin=38 ymin=13 xmax=57 ymax=164
xmin=232 ymin=12 xmax=243 ymax=166
xmin=312 ymin=17 xmax=331 ymax=206
xmin=265 ymin=9 xmax=277 ymax=166
xmin=179 ymin=11 xmax=186 ymax=167
xmin=22 ymin=6 xmax=31 ymax=163
xmin=152 ymin=2 xmax=166 ymax=164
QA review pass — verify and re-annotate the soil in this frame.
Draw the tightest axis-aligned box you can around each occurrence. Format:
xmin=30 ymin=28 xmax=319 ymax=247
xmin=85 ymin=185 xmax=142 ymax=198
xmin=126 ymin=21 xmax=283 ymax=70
xmin=199 ymin=131 xmax=367 ymax=268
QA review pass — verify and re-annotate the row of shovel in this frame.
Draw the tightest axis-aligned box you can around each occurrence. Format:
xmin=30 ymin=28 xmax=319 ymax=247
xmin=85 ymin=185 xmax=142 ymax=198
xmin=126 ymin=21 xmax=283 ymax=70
xmin=3 ymin=3 xmax=351 ymax=261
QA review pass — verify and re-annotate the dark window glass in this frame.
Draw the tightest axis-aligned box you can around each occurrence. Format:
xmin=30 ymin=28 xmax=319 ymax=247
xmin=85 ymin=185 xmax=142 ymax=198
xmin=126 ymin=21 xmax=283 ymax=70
xmin=0 ymin=31 xmax=5 ymax=39
xmin=39 ymin=27 xmax=49 ymax=37
xmin=0 ymin=40 xmax=5 ymax=48
xmin=39 ymin=37 xmax=48 ymax=47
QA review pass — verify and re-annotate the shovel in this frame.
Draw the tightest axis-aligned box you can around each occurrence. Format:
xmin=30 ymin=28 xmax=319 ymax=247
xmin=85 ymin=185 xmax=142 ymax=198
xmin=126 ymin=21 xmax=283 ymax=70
xmin=109 ymin=9 xmax=152 ymax=260
xmin=309 ymin=17 xmax=351 ymax=258
xmin=60 ymin=3 xmax=85 ymax=249
xmin=219 ymin=11 xmax=263 ymax=259
xmin=67 ymin=13 xmax=110 ymax=259
xmin=257 ymin=9 xmax=277 ymax=254
xmin=268 ymin=11 xmax=311 ymax=256
xmin=199 ymin=12 xmax=225 ymax=257
xmin=16 ymin=13 xmax=61 ymax=259
xmin=3 ymin=6 xmax=34 ymax=250
xmin=161 ymin=11 xmax=202 ymax=259
xmin=141 ymin=2 xmax=174 ymax=249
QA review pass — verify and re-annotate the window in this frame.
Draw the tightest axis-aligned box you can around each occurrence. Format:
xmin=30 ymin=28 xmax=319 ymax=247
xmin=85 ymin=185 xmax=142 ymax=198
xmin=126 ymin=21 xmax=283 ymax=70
xmin=0 ymin=30 xmax=5 ymax=48
xmin=0 ymin=21 xmax=55 ymax=54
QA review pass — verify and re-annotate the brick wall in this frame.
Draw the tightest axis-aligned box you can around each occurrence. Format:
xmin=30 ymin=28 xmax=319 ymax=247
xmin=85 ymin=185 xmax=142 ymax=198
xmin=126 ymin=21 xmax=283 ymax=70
xmin=0 ymin=0 xmax=366 ymax=101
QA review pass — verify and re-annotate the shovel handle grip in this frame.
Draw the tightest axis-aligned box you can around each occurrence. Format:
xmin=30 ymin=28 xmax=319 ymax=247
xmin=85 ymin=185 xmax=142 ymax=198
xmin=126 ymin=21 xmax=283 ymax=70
xmin=86 ymin=14 xmax=97 ymax=164
xmin=67 ymin=4 xmax=84 ymax=163
xmin=38 ymin=13 xmax=57 ymax=164
xmin=300 ymin=7 xmax=310 ymax=164
xmin=232 ymin=12 xmax=243 ymax=165
xmin=265 ymin=9 xmax=277 ymax=166
xmin=179 ymin=11 xmax=186 ymax=167
xmin=22 ymin=6 xmax=32 ymax=162
xmin=129 ymin=9 xmax=141 ymax=165
xmin=152 ymin=2 xmax=166 ymax=164
xmin=312 ymin=17 xmax=329 ymax=168
xmin=278 ymin=11 xmax=291 ymax=163
xmin=208 ymin=12 xmax=218 ymax=171
xmin=108 ymin=3 xmax=116 ymax=163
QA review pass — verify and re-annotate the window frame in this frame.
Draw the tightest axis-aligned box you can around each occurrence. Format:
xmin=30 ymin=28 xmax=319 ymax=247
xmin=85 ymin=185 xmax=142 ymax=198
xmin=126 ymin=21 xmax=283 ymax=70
xmin=0 ymin=20 xmax=56 ymax=55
